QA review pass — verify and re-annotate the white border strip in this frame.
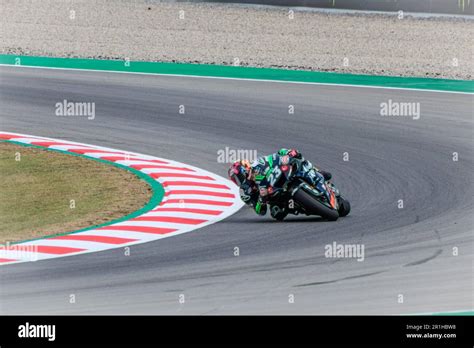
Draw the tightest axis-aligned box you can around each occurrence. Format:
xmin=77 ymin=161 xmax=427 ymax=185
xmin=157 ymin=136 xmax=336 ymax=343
xmin=1 ymin=64 xmax=472 ymax=95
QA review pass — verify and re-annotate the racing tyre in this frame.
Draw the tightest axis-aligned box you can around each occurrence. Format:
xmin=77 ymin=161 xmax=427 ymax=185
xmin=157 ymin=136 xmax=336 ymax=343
xmin=294 ymin=188 xmax=339 ymax=221
xmin=272 ymin=212 xmax=287 ymax=221
xmin=270 ymin=205 xmax=288 ymax=221
xmin=337 ymin=197 xmax=351 ymax=217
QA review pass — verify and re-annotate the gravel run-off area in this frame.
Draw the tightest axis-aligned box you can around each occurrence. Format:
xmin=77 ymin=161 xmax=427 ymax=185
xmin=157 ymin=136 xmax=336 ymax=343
xmin=0 ymin=0 xmax=473 ymax=79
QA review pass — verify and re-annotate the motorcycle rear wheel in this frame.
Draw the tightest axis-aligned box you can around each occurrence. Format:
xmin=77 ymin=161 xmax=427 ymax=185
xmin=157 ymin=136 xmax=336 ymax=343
xmin=272 ymin=211 xmax=287 ymax=221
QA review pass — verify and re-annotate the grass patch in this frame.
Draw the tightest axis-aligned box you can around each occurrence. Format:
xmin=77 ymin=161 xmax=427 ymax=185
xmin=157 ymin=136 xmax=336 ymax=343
xmin=0 ymin=142 xmax=152 ymax=244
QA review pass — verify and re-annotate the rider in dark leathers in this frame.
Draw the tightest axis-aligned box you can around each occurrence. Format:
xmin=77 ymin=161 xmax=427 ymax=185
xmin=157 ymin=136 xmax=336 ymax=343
xmin=228 ymin=148 xmax=332 ymax=220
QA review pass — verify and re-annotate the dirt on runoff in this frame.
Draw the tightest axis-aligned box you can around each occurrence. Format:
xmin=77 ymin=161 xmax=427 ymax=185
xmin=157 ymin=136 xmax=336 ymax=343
xmin=0 ymin=142 xmax=152 ymax=244
xmin=0 ymin=0 xmax=473 ymax=79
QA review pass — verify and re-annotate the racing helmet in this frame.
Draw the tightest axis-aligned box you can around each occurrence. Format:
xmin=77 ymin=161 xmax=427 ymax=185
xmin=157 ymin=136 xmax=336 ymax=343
xmin=228 ymin=160 xmax=251 ymax=186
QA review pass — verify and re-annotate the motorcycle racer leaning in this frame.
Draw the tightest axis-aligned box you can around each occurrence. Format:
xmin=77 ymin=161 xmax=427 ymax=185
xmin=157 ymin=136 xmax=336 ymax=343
xmin=228 ymin=148 xmax=333 ymax=220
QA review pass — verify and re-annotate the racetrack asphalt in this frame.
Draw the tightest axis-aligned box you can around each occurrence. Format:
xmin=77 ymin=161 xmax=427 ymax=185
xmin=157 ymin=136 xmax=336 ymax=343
xmin=0 ymin=66 xmax=472 ymax=314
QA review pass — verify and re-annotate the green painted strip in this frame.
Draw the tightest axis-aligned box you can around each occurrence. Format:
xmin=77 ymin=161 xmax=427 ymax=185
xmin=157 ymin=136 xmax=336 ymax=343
xmin=431 ymin=310 xmax=474 ymax=316
xmin=0 ymin=54 xmax=472 ymax=93
xmin=1 ymin=139 xmax=164 ymax=245
xmin=406 ymin=310 xmax=474 ymax=316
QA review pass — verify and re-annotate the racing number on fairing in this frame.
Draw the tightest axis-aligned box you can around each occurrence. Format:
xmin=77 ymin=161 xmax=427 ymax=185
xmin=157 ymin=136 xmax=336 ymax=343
xmin=268 ymin=166 xmax=282 ymax=186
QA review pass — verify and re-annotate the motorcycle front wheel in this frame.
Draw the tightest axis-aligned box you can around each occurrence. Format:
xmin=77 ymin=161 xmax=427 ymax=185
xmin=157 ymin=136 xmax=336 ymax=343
xmin=337 ymin=197 xmax=351 ymax=217
xmin=293 ymin=188 xmax=339 ymax=221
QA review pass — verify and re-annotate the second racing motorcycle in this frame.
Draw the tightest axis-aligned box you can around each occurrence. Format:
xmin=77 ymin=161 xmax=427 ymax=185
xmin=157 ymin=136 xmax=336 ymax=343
xmin=265 ymin=158 xmax=351 ymax=221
